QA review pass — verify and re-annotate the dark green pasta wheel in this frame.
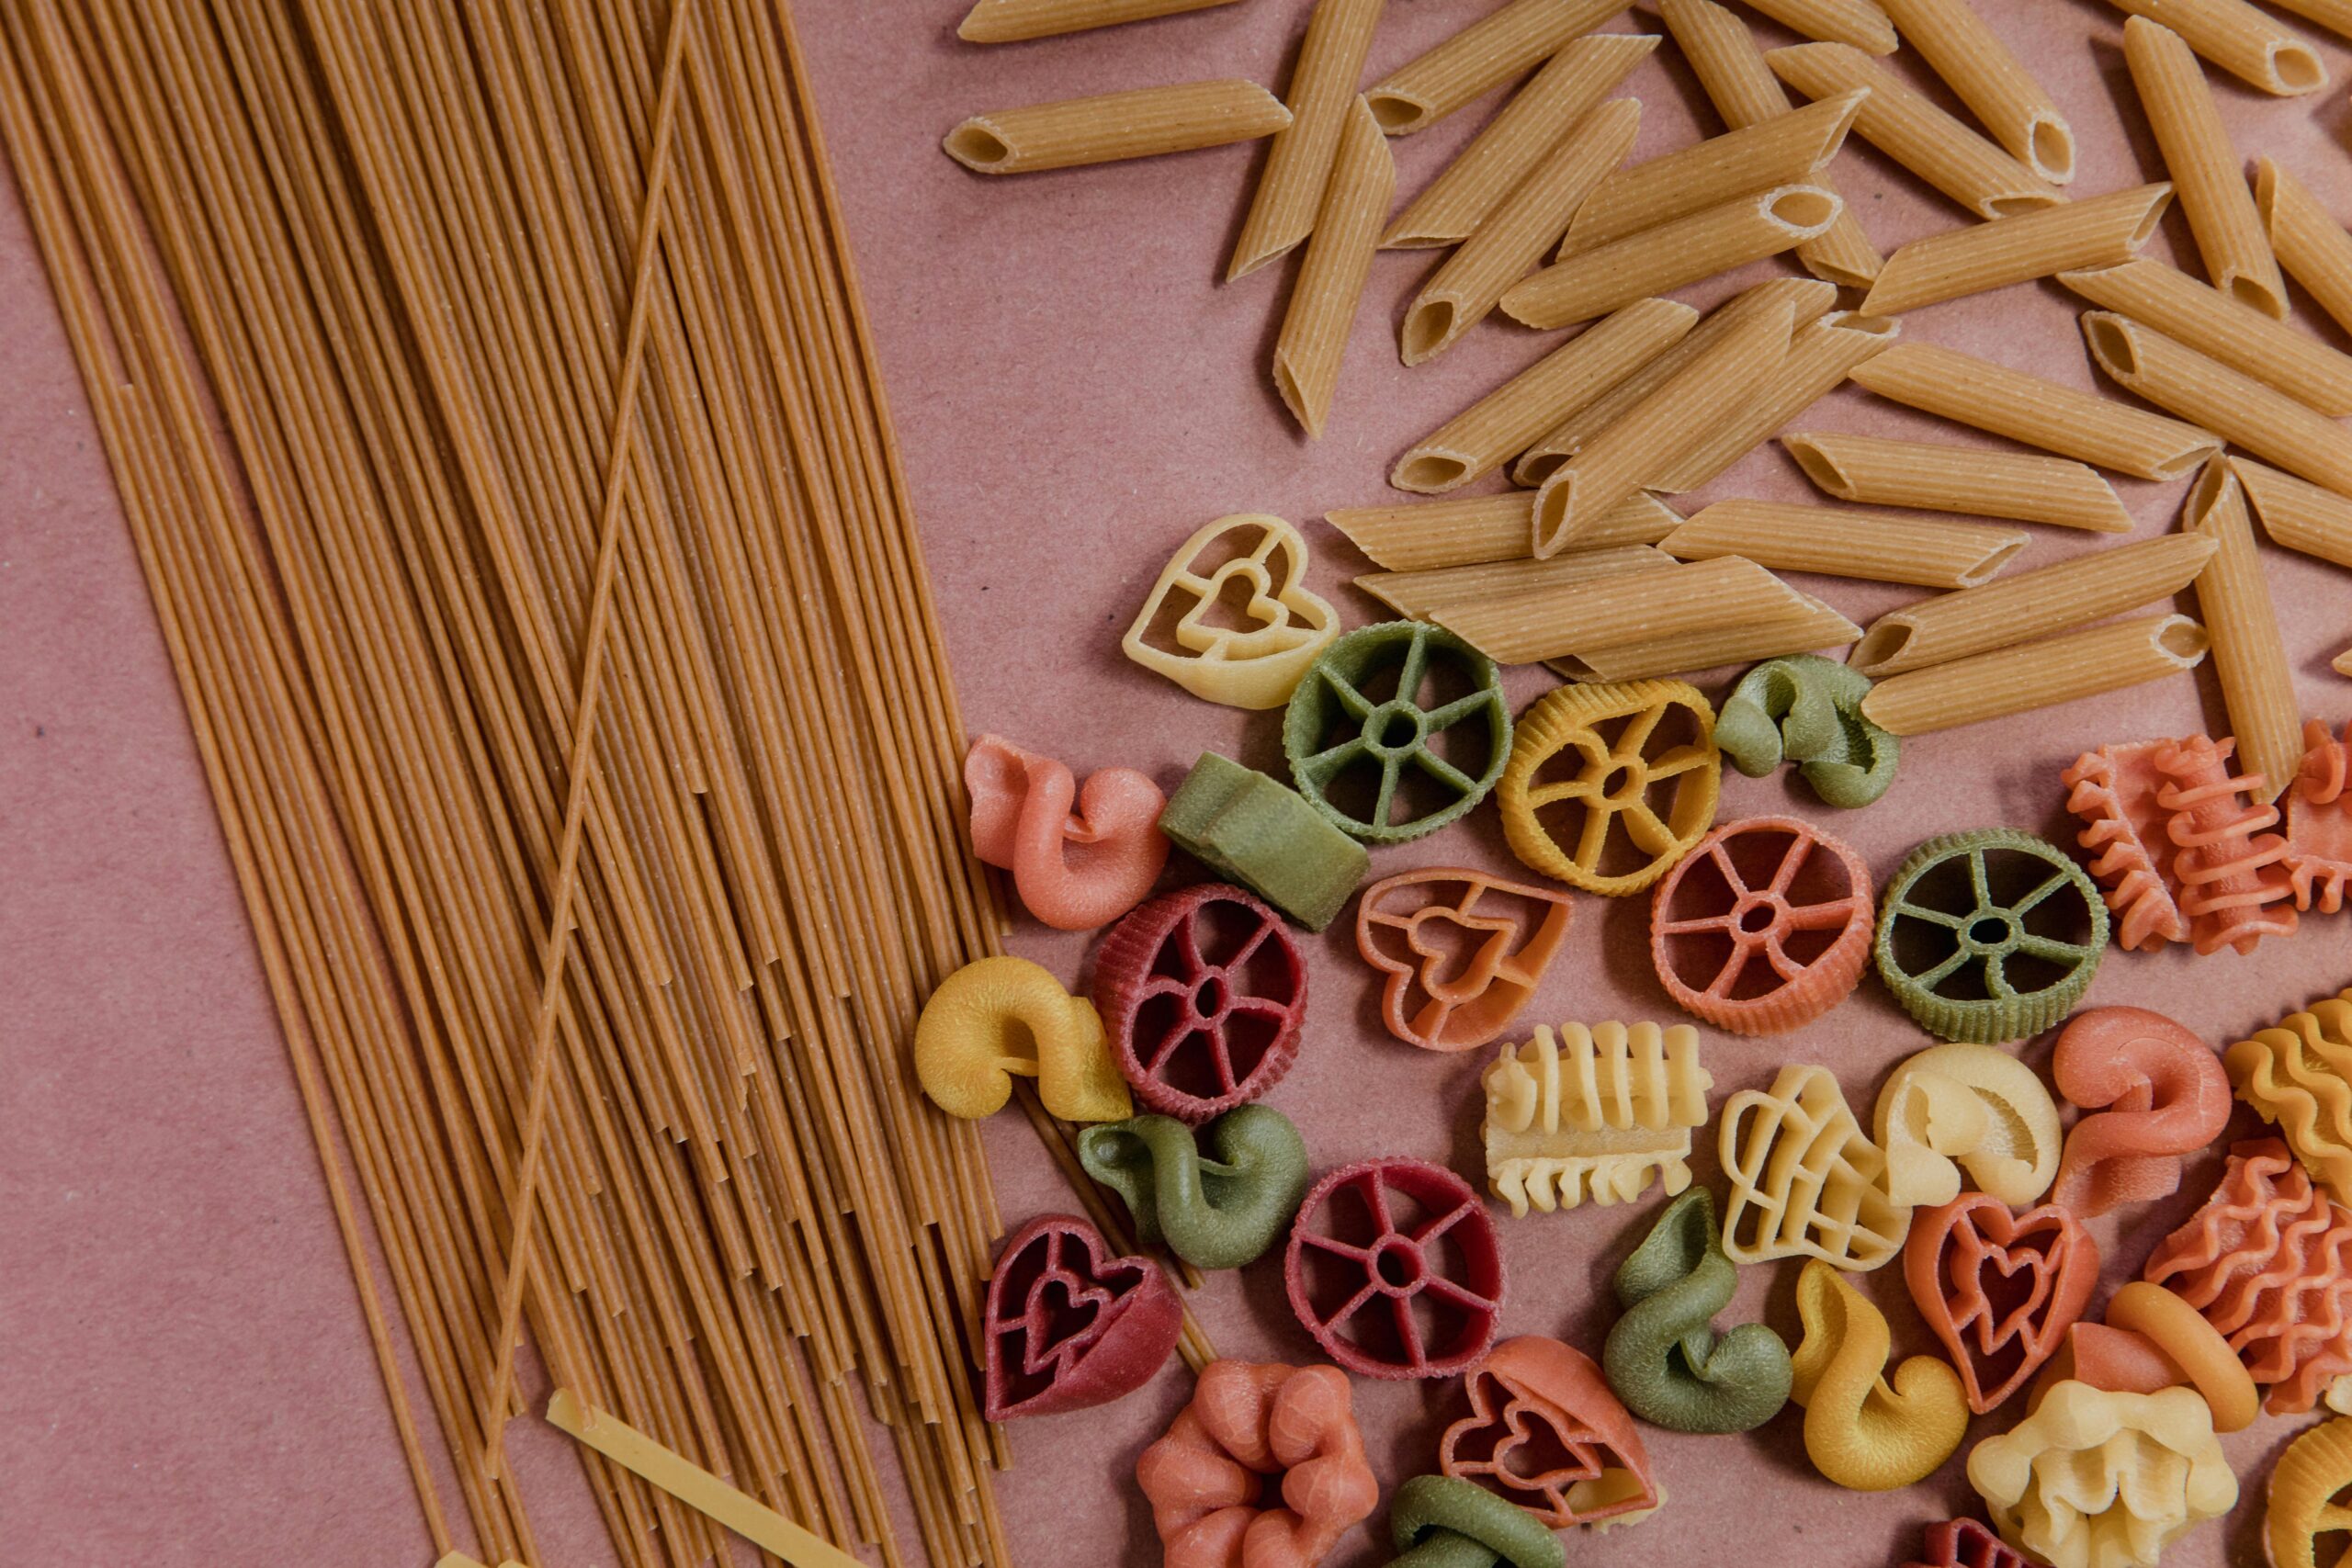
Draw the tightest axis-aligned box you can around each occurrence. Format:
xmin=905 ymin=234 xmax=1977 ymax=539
xmin=1283 ymin=621 xmax=1510 ymax=843
xmin=1873 ymin=829 xmax=2109 ymax=1044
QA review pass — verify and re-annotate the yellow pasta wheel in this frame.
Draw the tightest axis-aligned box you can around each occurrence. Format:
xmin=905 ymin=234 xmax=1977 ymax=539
xmin=1498 ymin=680 xmax=1720 ymax=897
xmin=2267 ymin=1417 xmax=2352 ymax=1568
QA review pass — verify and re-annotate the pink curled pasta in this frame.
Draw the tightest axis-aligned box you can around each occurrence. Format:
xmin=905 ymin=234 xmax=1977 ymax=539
xmin=2050 ymin=1006 xmax=2231 ymax=1217
xmin=967 ymin=733 xmax=1169 ymax=931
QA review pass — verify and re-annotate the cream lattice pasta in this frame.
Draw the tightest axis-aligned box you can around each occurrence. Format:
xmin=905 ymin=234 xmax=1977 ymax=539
xmin=1720 ymin=1063 xmax=1911 ymax=1269
xmin=1482 ymin=1022 xmax=1713 ymax=1215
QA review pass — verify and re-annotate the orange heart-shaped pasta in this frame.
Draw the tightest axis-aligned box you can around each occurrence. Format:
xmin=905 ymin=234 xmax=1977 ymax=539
xmin=1124 ymin=514 xmax=1339 ymax=710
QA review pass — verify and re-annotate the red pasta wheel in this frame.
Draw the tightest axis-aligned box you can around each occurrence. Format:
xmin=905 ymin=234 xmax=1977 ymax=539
xmin=1094 ymin=884 xmax=1306 ymax=1122
xmin=1648 ymin=816 xmax=1872 ymax=1035
xmin=1284 ymin=1158 xmax=1504 ymax=1380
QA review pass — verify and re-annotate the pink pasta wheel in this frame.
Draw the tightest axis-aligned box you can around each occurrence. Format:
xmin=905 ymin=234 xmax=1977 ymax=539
xmin=1136 ymin=1359 xmax=1377 ymax=1568
xmin=1284 ymin=1158 xmax=1504 ymax=1380
xmin=2049 ymin=1006 xmax=2230 ymax=1218
xmin=966 ymin=733 xmax=1169 ymax=931
xmin=1096 ymin=885 xmax=1307 ymax=1123
xmin=2288 ymin=719 xmax=2352 ymax=913
xmin=1648 ymin=817 xmax=1872 ymax=1035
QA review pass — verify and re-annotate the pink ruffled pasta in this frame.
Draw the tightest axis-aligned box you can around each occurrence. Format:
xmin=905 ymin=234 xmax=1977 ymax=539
xmin=2288 ymin=719 xmax=2352 ymax=913
xmin=1136 ymin=1359 xmax=1378 ymax=1568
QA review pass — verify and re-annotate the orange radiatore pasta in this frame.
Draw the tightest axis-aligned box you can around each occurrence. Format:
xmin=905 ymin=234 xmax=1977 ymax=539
xmin=1366 ymin=0 xmax=1621 ymax=133
xmin=1876 ymin=0 xmax=2075 ymax=182
xmin=1230 ymin=0 xmax=1386 ymax=278
xmin=2123 ymin=17 xmax=2287 ymax=316
xmin=1272 ymin=98 xmax=1395 ymax=435
xmin=1859 ymin=184 xmax=2174 ymax=316
xmin=943 ymin=78 xmax=1292 ymax=172
xmin=2062 ymin=256 xmax=2352 ymax=416
xmin=1560 ymin=92 xmax=1865 ymax=254
xmin=1783 ymin=432 xmax=2134 ymax=533
xmin=1500 ymin=184 xmax=1841 ymax=330
xmin=2105 ymin=0 xmax=2328 ymax=96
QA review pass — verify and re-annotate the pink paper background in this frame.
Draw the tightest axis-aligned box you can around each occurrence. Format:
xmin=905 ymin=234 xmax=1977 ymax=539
xmin=6 ymin=3 xmax=2352 ymax=1564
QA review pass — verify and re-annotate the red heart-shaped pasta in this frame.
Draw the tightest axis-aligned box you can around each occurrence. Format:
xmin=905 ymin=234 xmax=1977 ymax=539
xmin=981 ymin=1213 xmax=1182 ymax=1420
xmin=1905 ymin=1518 xmax=2032 ymax=1568
xmin=1905 ymin=1191 xmax=2098 ymax=1414
xmin=1437 ymin=1335 xmax=1656 ymax=1528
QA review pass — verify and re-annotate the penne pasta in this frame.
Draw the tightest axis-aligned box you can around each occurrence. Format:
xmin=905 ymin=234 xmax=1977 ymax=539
xmin=1849 ymin=338 xmax=2218 ymax=480
xmin=1768 ymin=41 xmax=2062 ymax=220
xmin=1366 ymin=0 xmax=1621 ymax=134
xmin=1647 ymin=311 xmax=1898 ymax=492
xmin=1545 ymin=588 xmax=1861 ymax=680
xmin=1845 ymin=532 xmax=2220 ymax=675
xmin=2267 ymin=0 xmax=2352 ymax=41
xmin=1858 ymin=184 xmax=2173 ymax=316
xmin=2255 ymin=158 xmax=2352 ymax=338
xmin=1383 ymin=33 xmax=1657 ymax=248
xmin=1662 ymin=0 xmax=1883 ymax=286
xmin=1515 ymin=276 xmax=1838 ymax=484
xmin=1434 ymin=555 xmax=1820 ymax=663
xmin=1230 ymin=0 xmax=1386 ymax=278
xmin=1328 ymin=491 xmax=1682 ymax=570
xmin=2122 ymin=17 xmax=2286 ymax=317
xmin=2231 ymin=456 xmax=2352 ymax=569
xmin=1782 ymin=432 xmax=2134 ymax=533
xmin=2060 ymin=257 xmax=2352 ymax=415
xmin=956 ymin=0 xmax=1241 ymax=43
xmin=1561 ymin=92 xmax=1865 ymax=254
xmin=1357 ymin=545 xmax=1672 ymax=617
xmin=1860 ymin=615 xmax=2211 ymax=735
xmin=1663 ymin=499 xmax=2028 ymax=588
xmin=1875 ymin=0 xmax=2075 ymax=183
xmin=1392 ymin=296 xmax=1699 ymax=490
xmin=943 ymin=79 xmax=1291 ymax=173
xmin=2083 ymin=312 xmax=2352 ymax=496
xmin=2337 ymin=645 xmax=2352 ymax=677
xmin=2185 ymin=462 xmax=2301 ymax=800
xmin=2103 ymin=0 xmax=2328 ymax=96
xmin=1532 ymin=299 xmax=1797 ymax=554
xmin=1746 ymin=0 xmax=1898 ymax=52
xmin=1402 ymin=98 xmax=1641 ymax=362
xmin=1272 ymin=99 xmax=1396 ymax=436
xmin=1501 ymin=184 xmax=1842 ymax=330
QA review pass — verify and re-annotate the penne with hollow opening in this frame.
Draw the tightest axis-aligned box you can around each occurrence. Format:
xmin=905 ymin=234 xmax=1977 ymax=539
xmin=2266 ymin=0 xmax=2352 ymax=40
xmin=1875 ymin=0 xmax=2075 ymax=183
xmin=1366 ymin=0 xmax=1623 ymax=134
xmin=2123 ymin=17 xmax=2286 ymax=317
xmin=1383 ymin=34 xmax=1657 ymax=248
xmin=1329 ymin=491 xmax=1681 ymax=570
xmin=2103 ymin=0 xmax=2328 ymax=96
xmin=1401 ymin=98 xmax=1641 ymax=363
xmin=1783 ymin=432 xmax=2134 ymax=533
xmin=943 ymin=79 xmax=1292 ymax=173
xmin=2255 ymin=158 xmax=2352 ymax=337
xmin=2338 ymin=646 xmax=2352 ymax=678
xmin=1545 ymin=589 xmax=1861 ymax=680
xmin=2083 ymin=312 xmax=2352 ymax=497
xmin=1230 ymin=0 xmax=1386 ymax=278
xmin=1859 ymin=184 xmax=2173 ymax=316
xmin=1561 ymin=92 xmax=1865 ymax=254
xmin=1392 ymin=296 xmax=1698 ymax=491
xmin=1647 ymin=311 xmax=1898 ymax=492
xmin=1663 ymin=500 xmax=2028 ymax=589
xmin=2230 ymin=456 xmax=2352 ymax=570
xmin=1860 ymin=615 xmax=2211 ymax=735
xmin=2060 ymin=257 xmax=2352 ymax=415
xmin=2185 ymin=462 xmax=2301 ymax=800
xmin=1501 ymin=185 xmax=1841 ymax=330
xmin=1768 ymin=41 xmax=2061 ymax=220
xmin=1662 ymin=0 xmax=1883 ymax=286
xmin=1434 ymin=555 xmax=1821 ymax=663
xmin=1272 ymin=99 xmax=1396 ymax=435
xmin=1357 ymin=545 xmax=1673 ymax=617
xmin=1846 ymin=532 xmax=2220 ymax=676
xmin=1849 ymin=338 xmax=2217 ymax=480
xmin=1746 ymin=0 xmax=1897 ymax=52
xmin=956 ymin=0 xmax=1243 ymax=43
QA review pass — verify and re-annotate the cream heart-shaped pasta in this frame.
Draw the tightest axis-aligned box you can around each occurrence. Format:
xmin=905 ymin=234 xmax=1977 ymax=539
xmin=1122 ymin=513 xmax=1338 ymax=710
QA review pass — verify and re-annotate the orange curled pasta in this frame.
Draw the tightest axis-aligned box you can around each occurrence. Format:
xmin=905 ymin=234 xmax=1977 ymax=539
xmin=1789 ymin=1259 xmax=1968 ymax=1490
xmin=913 ymin=955 xmax=1132 ymax=1123
xmin=2050 ymin=1006 xmax=2231 ymax=1217
xmin=967 ymin=734 xmax=1170 ymax=931
xmin=1136 ymin=1359 xmax=1378 ymax=1568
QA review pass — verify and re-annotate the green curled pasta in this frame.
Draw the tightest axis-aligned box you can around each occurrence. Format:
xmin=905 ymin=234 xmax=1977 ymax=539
xmin=1602 ymin=1187 xmax=1792 ymax=1434
xmin=1383 ymin=1475 xmax=1566 ymax=1568
xmin=1075 ymin=1104 xmax=1309 ymax=1270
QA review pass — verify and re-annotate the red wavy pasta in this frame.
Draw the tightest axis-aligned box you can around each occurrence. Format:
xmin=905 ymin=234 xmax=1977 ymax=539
xmin=2049 ymin=1006 xmax=2231 ymax=1217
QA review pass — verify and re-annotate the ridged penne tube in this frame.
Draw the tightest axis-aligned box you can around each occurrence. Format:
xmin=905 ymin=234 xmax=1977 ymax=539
xmin=1562 ymin=93 xmax=1865 ymax=254
xmin=2267 ymin=0 xmax=2352 ymax=40
xmin=1366 ymin=0 xmax=1621 ymax=134
xmin=2255 ymin=159 xmax=2352 ymax=334
xmin=1514 ymin=277 xmax=1838 ymax=484
xmin=1849 ymin=339 xmax=2218 ymax=480
xmin=1546 ymin=590 xmax=1861 ymax=680
xmin=1846 ymin=532 xmax=2220 ymax=676
xmin=1383 ymin=34 xmax=1657 ymax=248
xmin=2337 ymin=646 xmax=2352 ymax=677
xmin=1783 ymin=432 xmax=2134 ymax=533
xmin=1435 ymin=555 xmax=1819 ymax=663
xmin=1662 ymin=0 xmax=1883 ymax=286
xmin=2123 ymin=17 xmax=2287 ymax=317
xmin=1230 ymin=0 xmax=1386 ymax=278
xmin=956 ymin=0 xmax=1241 ymax=43
xmin=1860 ymin=615 xmax=2211 ymax=736
xmin=2104 ymin=0 xmax=2328 ymax=96
xmin=1533 ymin=299 xmax=1797 ymax=555
xmin=2231 ymin=456 xmax=2352 ymax=569
xmin=1502 ymin=186 xmax=1841 ymax=330
xmin=943 ymin=79 xmax=1293 ymax=173
xmin=2185 ymin=463 xmax=2301 ymax=800
xmin=1858 ymin=184 xmax=2173 ymax=316
xmin=1769 ymin=42 xmax=2061 ymax=220
xmin=2083 ymin=312 xmax=2352 ymax=496
xmin=1401 ymin=98 xmax=1642 ymax=363
xmin=1392 ymin=296 xmax=1699 ymax=491
xmin=1329 ymin=491 xmax=1682 ymax=570
xmin=1875 ymin=0 xmax=2075 ymax=183
xmin=1663 ymin=500 xmax=2027 ymax=589
xmin=1747 ymin=0 xmax=1897 ymax=51
xmin=1273 ymin=100 xmax=1396 ymax=435
xmin=2064 ymin=257 xmax=2352 ymax=415
xmin=1647 ymin=312 xmax=1898 ymax=492
xmin=1358 ymin=545 xmax=1673 ymax=617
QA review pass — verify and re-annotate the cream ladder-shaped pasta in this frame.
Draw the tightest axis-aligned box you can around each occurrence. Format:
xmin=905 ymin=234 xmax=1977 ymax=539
xmin=1501 ymin=185 xmax=1841 ymax=330
xmin=1231 ymin=0 xmax=1385 ymax=278
xmin=2105 ymin=0 xmax=2328 ymax=96
xmin=2230 ymin=457 xmax=2352 ymax=570
xmin=2186 ymin=461 xmax=2302 ymax=801
xmin=2256 ymin=158 xmax=2352 ymax=336
xmin=1849 ymin=339 xmax=2217 ymax=480
xmin=1435 ymin=555 xmax=1831 ymax=665
xmin=1663 ymin=0 xmax=1882 ymax=286
xmin=2085 ymin=312 xmax=2352 ymax=496
xmin=2123 ymin=17 xmax=2287 ymax=316
xmin=1366 ymin=0 xmax=1623 ymax=134
xmin=1329 ymin=492 xmax=1684 ymax=570
xmin=1273 ymin=99 xmax=1395 ymax=436
xmin=2063 ymin=257 xmax=2352 ymax=415
xmin=1384 ymin=33 xmax=1657 ymax=249
xmin=1647 ymin=311 xmax=1899 ymax=493
xmin=943 ymin=79 xmax=1291 ymax=173
xmin=1393 ymin=296 xmax=1698 ymax=491
xmin=1875 ymin=0 xmax=2075 ymax=183
xmin=1859 ymin=184 xmax=2174 ymax=317
xmin=1746 ymin=0 xmax=1897 ymax=52
xmin=957 ymin=0 xmax=1241 ymax=42
xmin=1783 ymin=433 xmax=2133 ymax=533
xmin=1846 ymin=532 xmax=2219 ymax=677
xmin=1664 ymin=501 xmax=2027 ymax=590
xmin=1357 ymin=546 xmax=1673 ymax=619
xmin=1402 ymin=98 xmax=1642 ymax=363
xmin=1544 ymin=592 xmax=1860 ymax=682
xmin=1860 ymin=615 xmax=2211 ymax=736
xmin=1561 ymin=92 xmax=1865 ymax=254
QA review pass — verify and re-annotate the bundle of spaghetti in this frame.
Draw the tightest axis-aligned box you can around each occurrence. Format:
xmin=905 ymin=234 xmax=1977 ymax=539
xmin=2225 ymin=991 xmax=2352 ymax=1207
xmin=0 ymin=1 xmax=1095 ymax=1564
xmin=2154 ymin=735 xmax=2299 ymax=956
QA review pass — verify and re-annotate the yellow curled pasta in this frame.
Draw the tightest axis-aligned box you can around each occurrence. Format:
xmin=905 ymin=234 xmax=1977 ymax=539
xmin=914 ymin=955 xmax=1132 ymax=1122
xmin=1789 ymin=1260 xmax=1968 ymax=1491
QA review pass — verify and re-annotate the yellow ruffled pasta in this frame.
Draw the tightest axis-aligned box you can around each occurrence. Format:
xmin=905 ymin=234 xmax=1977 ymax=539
xmin=2104 ymin=0 xmax=2327 ymax=96
xmin=1545 ymin=590 xmax=1860 ymax=682
xmin=1328 ymin=491 xmax=1681 ymax=570
xmin=1859 ymin=615 xmax=2211 ymax=737
xmin=2085 ymin=312 xmax=2352 ymax=496
xmin=2063 ymin=256 xmax=2352 ymax=416
xmin=2256 ymin=157 xmax=2352 ymax=336
xmin=1664 ymin=501 xmax=2026 ymax=590
xmin=2123 ymin=16 xmax=2288 ymax=316
xmin=1367 ymin=0 xmax=1618 ymax=133
xmin=1969 ymin=1381 xmax=2237 ymax=1568
xmin=1435 ymin=556 xmax=1818 ymax=666
xmin=1357 ymin=546 xmax=1670 ymax=619
xmin=2232 ymin=456 xmax=2352 ymax=570
xmin=1783 ymin=431 xmax=2133 ymax=533
xmin=1230 ymin=0 xmax=1385 ymax=278
xmin=1876 ymin=0 xmax=2075 ymax=182
xmin=1561 ymin=92 xmax=1864 ymax=254
xmin=1501 ymin=184 xmax=1842 ymax=330
xmin=1859 ymin=184 xmax=2174 ymax=317
xmin=2186 ymin=461 xmax=2302 ymax=800
xmin=1273 ymin=99 xmax=1395 ymax=436
xmin=1647 ymin=311 xmax=1896 ymax=493
xmin=944 ymin=79 xmax=1292 ymax=173
xmin=957 ymin=0 xmax=1240 ymax=42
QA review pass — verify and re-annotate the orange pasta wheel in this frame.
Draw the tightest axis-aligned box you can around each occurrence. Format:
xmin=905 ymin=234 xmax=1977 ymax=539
xmin=1649 ymin=818 xmax=1872 ymax=1035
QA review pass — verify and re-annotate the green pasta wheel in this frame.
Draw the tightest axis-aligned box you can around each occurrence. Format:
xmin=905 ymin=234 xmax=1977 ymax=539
xmin=1874 ymin=829 xmax=2109 ymax=1044
xmin=1283 ymin=620 xmax=1510 ymax=843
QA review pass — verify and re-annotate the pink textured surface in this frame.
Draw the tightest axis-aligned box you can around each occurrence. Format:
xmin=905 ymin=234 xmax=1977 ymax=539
xmin=6 ymin=2 xmax=2352 ymax=1565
